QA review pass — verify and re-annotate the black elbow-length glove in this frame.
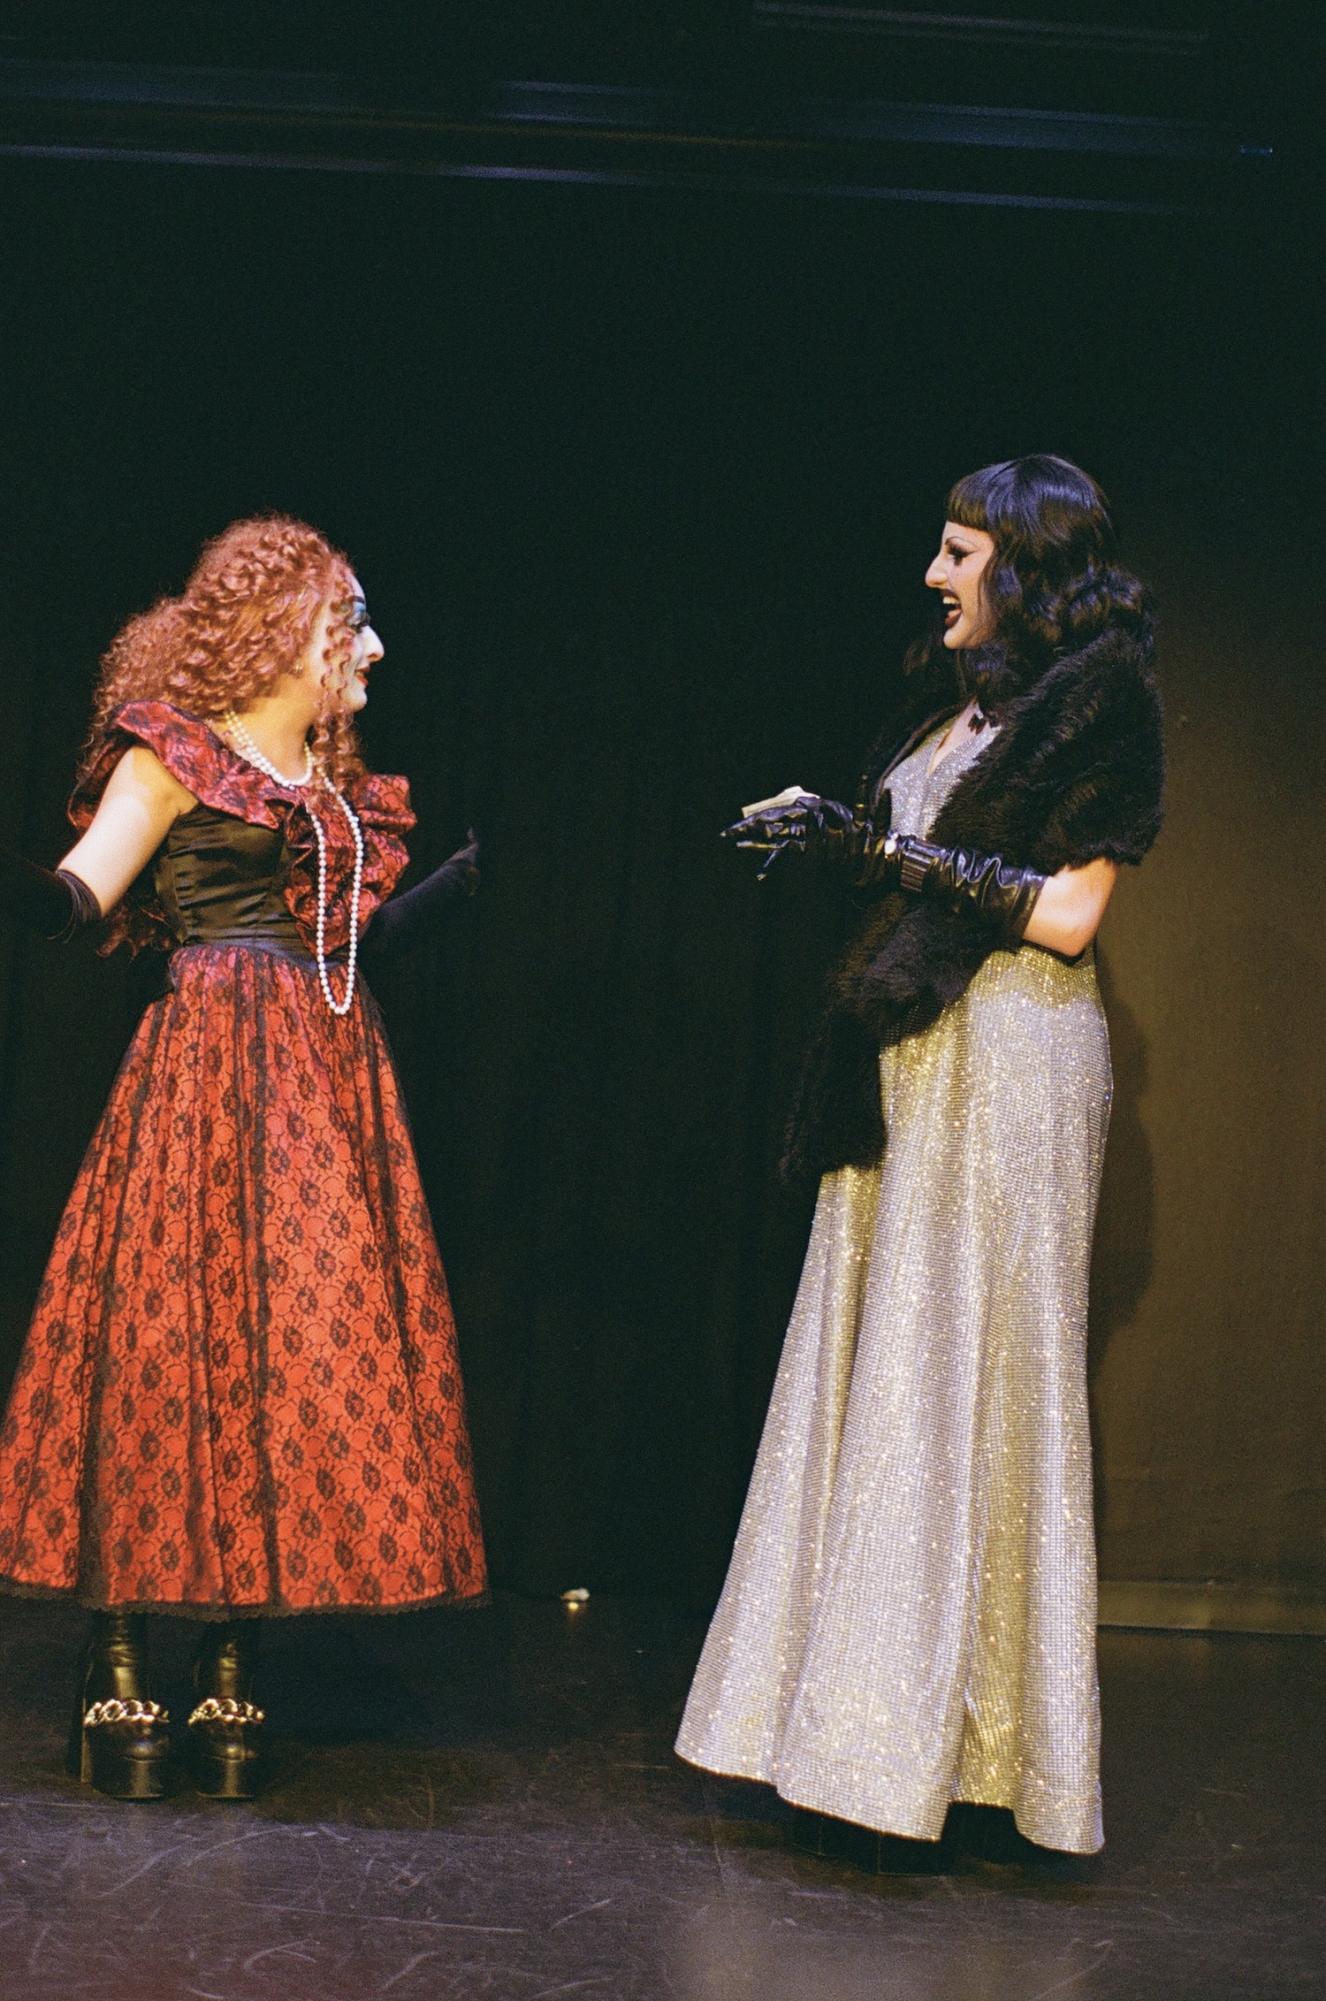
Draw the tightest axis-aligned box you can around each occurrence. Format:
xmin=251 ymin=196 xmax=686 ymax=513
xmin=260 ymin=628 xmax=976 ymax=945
xmin=1 ymin=844 xmax=101 ymax=941
xmin=359 ymin=830 xmax=480 ymax=967
xmin=722 ymin=792 xmax=1044 ymax=945
xmin=883 ymin=831 xmax=1045 ymax=943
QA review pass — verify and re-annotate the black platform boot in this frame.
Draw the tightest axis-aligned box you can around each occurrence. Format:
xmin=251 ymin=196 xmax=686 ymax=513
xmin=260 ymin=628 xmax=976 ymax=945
xmin=68 ymin=1611 xmax=171 ymax=1800
xmin=186 ymin=1621 xmax=265 ymax=1799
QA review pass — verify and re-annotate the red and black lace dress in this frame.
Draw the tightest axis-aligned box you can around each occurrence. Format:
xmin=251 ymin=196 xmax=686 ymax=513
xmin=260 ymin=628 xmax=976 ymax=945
xmin=0 ymin=701 xmax=487 ymax=1617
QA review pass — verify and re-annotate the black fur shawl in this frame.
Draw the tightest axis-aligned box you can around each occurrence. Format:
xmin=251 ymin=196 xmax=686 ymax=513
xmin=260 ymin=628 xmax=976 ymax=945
xmin=782 ymin=625 xmax=1165 ymax=1183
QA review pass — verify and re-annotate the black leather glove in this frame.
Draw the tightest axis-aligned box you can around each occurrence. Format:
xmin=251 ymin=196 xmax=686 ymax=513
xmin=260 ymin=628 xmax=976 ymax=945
xmin=885 ymin=834 xmax=1045 ymax=943
xmin=721 ymin=793 xmax=862 ymax=879
xmin=1 ymin=844 xmax=101 ymax=940
xmin=359 ymin=830 xmax=479 ymax=966
xmin=722 ymin=796 xmax=1042 ymax=941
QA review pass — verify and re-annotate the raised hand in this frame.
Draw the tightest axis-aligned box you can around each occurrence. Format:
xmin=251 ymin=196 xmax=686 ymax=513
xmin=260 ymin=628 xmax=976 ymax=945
xmin=449 ymin=828 xmax=481 ymax=895
xmin=359 ymin=826 xmax=481 ymax=966
xmin=722 ymin=784 xmax=867 ymax=882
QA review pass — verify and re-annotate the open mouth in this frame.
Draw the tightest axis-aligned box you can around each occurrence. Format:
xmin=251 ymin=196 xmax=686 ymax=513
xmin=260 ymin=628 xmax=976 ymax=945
xmin=942 ymin=597 xmax=961 ymax=628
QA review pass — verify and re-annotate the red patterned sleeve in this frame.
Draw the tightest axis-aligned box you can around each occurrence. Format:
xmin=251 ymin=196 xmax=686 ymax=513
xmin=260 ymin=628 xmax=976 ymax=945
xmin=68 ymin=702 xmax=254 ymax=955
xmin=69 ymin=701 xmax=275 ymax=835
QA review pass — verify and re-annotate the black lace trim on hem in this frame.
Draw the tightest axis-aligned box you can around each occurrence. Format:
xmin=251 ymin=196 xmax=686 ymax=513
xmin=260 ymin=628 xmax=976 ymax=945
xmin=0 ymin=1573 xmax=490 ymax=1622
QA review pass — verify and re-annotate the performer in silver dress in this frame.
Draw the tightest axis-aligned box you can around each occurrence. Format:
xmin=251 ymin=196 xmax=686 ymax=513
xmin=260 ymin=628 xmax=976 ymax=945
xmin=676 ymin=455 xmax=1165 ymax=1855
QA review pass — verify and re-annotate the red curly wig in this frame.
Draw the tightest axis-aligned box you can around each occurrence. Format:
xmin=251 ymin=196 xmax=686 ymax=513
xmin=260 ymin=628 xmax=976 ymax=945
xmin=82 ymin=515 xmax=367 ymax=790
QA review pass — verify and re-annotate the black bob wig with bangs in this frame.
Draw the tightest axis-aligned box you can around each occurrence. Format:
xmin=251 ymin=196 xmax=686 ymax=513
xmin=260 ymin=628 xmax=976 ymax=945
xmin=907 ymin=452 xmax=1155 ymax=716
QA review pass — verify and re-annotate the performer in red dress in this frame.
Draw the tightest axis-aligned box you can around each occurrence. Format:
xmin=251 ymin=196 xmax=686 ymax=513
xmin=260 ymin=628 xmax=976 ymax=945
xmin=0 ymin=517 xmax=486 ymax=1800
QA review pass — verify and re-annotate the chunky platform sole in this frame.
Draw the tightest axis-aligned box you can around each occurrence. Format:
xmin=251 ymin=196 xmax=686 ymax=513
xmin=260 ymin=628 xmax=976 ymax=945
xmin=187 ymin=1733 xmax=263 ymax=1800
xmin=67 ymin=1615 xmax=172 ymax=1801
xmin=68 ymin=1716 xmax=171 ymax=1801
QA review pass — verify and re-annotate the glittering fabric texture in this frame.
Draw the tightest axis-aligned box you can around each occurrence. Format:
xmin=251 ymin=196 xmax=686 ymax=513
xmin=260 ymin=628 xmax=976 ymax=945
xmin=677 ymin=723 xmax=1112 ymax=1853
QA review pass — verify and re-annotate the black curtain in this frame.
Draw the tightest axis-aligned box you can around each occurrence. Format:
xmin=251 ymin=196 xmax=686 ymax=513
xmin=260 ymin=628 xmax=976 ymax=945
xmin=1 ymin=156 xmax=1320 ymax=1605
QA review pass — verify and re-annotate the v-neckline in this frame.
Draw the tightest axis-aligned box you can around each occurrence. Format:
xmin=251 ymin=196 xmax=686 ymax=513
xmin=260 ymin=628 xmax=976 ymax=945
xmin=926 ymin=702 xmax=983 ymax=778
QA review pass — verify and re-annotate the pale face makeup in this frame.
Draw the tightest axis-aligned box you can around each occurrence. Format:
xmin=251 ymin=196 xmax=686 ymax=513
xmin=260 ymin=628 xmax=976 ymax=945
xmin=305 ymin=571 xmax=384 ymax=714
xmin=924 ymin=521 xmax=996 ymax=650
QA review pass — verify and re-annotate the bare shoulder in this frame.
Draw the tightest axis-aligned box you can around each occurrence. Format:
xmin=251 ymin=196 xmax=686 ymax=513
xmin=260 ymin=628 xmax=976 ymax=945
xmin=103 ymin=743 xmax=198 ymax=815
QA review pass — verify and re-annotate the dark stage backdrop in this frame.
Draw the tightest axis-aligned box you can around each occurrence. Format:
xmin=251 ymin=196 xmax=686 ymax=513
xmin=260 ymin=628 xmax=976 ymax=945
xmin=1 ymin=155 xmax=1321 ymax=1619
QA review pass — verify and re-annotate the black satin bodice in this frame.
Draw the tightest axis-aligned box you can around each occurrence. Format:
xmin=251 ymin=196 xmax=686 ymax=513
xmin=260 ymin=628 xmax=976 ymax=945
xmin=153 ymin=805 xmax=304 ymax=951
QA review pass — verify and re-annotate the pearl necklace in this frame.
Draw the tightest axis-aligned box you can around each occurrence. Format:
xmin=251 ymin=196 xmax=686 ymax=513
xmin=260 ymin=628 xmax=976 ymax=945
xmin=309 ymin=791 xmax=364 ymax=1017
xmin=220 ymin=708 xmax=313 ymax=788
xmin=219 ymin=708 xmax=364 ymax=1018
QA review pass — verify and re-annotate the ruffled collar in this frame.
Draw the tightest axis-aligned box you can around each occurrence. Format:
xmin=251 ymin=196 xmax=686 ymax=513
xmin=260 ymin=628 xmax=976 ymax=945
xmin=73 ymin=701 xmax=415 ymax=957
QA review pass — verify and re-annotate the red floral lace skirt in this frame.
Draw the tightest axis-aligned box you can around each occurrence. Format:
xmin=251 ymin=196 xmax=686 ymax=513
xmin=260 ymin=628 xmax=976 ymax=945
xmin=0 ymin=944 xmax=487 ymax=1616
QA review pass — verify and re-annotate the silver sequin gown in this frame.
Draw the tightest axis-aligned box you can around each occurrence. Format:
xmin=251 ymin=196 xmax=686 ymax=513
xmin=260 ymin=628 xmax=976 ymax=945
xmin=677 ymin=722 xmax=1112 ymax=1853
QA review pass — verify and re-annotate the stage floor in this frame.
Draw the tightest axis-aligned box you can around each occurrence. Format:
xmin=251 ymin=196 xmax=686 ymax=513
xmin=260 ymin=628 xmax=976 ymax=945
xmin=0 ymin=1592 xmax=1319 ymax=2000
